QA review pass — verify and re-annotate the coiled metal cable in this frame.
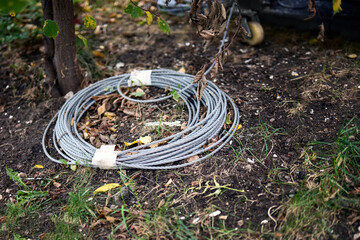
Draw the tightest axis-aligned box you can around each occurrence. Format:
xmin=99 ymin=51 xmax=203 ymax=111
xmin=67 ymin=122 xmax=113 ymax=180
xmin=42 ymin=69 xmax=239 ymax=169
xmin=42 ymin=4 xmax=238 ymax=170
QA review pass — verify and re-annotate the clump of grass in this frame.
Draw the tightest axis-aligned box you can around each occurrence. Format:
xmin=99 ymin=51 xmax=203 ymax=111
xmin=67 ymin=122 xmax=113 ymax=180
xmin=278 ymin=118 xmax=360 ymax=239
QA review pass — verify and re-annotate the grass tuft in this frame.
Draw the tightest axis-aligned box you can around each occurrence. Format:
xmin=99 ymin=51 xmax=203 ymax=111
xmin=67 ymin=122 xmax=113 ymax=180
xmin=278 ymin=118 xmax=360 ymax=239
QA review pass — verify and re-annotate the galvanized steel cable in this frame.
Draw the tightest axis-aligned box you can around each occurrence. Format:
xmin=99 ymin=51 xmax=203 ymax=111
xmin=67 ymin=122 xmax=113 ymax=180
xmin=42 ymin=4 xmax=238 ymax=170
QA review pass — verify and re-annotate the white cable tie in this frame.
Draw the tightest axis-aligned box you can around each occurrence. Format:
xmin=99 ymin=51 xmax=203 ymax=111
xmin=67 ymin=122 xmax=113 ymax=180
xmin=128 ymin=70 xmax=152 ymax=86
xmin=92 ymin=145 xmax=119 ymax=169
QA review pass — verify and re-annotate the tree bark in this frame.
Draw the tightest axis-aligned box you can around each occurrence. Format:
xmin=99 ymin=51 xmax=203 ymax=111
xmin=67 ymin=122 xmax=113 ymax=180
xmin=41 ymin=0 xmax=81 ymax=96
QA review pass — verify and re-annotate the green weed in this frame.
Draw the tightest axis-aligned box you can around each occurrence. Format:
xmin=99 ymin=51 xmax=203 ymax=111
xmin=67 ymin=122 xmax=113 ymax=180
xmin=278 ymin=118 xmax=360 ymax=239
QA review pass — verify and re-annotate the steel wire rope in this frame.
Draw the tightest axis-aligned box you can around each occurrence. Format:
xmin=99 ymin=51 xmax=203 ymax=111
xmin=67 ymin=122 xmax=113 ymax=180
xmin=42 ymin=4 xmax=238 ymax=169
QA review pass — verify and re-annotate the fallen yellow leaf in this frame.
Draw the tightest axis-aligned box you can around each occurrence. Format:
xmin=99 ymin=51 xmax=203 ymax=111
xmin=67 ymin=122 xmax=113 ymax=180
xmin=346 ymin=53 xmax=357 ymax=59
xmin=104 ymin=112 xmax=116 ymax=120
xmin=139 ymin=136 xmax=152 ymax=144
xmin=34 ymin=164 xmax=44 ymax=169
xmin=124 ymin=140 xmax=140 ymax=147
xmin=97 ymin=103 xmax=107 ymax=115
xmin=237 ymin=124 xmax=242 ymax=130
xmin=70 ymin=165 xmax=77 ymax=171
xmin=94 ymin=183 xmax=121 ymax=194
xmin=92 ymin=50 xmax=105 ymax=58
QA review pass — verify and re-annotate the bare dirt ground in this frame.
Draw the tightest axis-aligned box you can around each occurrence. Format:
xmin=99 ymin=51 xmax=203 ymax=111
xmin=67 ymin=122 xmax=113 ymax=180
xmin=0 ymin=9 xmax=359 ymax=239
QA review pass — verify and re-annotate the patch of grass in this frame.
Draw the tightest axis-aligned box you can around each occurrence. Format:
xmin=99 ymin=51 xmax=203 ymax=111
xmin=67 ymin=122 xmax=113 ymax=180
xmin=232 ymin=114 xmax=287 ymax=165
xmin=0 ymin=168 xmax=49 ymax=238
xmin=278 ymin=118 xmax=360 ymax=239
xmin=45 ymin=169 xmax=96 ymax=239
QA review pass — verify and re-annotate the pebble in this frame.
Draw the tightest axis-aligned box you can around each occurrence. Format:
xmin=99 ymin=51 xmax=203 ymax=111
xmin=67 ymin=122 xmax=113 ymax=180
xmin=209 ymin=210 xmax=221 ymax=217
xmin=291 ymin=71 xmax=299 ymax=77
xmin=260 ymin=219 xmax=269 ymax=225
xmin=310 ymin=109 xmax=314 ymax=114
xmin=273 ymin=154 xmax=278 ymax=158
xmin=269 ymin=75 xmax=274 ymax=80
xmin=9 ymin=115 xmax=13 ymax=119
xmin=115 ymin=62 xmax=125 ymax=69
xmin=247 ymin=158 xmax=255 ymax=164
xmin=192 ymin=217 xmax=200 ymax=224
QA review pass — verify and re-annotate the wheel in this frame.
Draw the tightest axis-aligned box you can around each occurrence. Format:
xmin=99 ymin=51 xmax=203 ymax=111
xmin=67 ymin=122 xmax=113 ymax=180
xmin=244 ymin=21 xmax=264 ymax=46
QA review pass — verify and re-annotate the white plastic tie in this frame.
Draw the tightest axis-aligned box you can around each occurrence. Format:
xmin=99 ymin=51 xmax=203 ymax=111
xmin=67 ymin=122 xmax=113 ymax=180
xmin=128 ymin=70 xmax=152 ymax=86
xmin=92 ymin=145 xmax=118 ymax=169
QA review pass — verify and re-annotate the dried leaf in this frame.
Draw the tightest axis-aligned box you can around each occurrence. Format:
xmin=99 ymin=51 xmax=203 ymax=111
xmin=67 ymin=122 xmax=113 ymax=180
xmin=123 ymin=108 xmax=141 ymax=118
xmin=52 ymin=181 xmax=61 ymax=188
xmin=139 ymin=136 xmax=152 ymax=144
xmin=105 ymin=215 xmax=120 ymax=223
xmin=92 ymin=50 xmax=106 ymax=58
xmin=104 ymin=112 xmax=116 ymax=120
xmin=98 ymin=103 xmax=107 ymax=115
xmin=210 ymin=58 xmax=219 ymax=79
xmin=94 ymin=183 xmax=121 ymax=194
xmin=99 ymin=134 xmax=110 ymax=143
xmin=187 ymin=155 xmax=199 ymax=162
xmin=317 ymin=22 xmax=325 ymax=42
xmin=220 ymin=3 xmax=226 ymax=20
xmin=164 ymin=178 xmax=173 ymax=187
xmin=305 ymin=0 xmax=316 ymax=20
xmin=34 ymin=164 xmax=44 ymax=169
xmin=199 ymin=29 xmax=215 ymax=40
xmin=193 ymin=65 xmax=206 ymax=84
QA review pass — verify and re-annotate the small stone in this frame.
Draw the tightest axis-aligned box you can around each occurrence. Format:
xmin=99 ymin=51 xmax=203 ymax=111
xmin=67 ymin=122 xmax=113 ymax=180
xmin=270 ymin=118 xmax=275 ymax=122
xmin=115 ymin=62 xmax=125 ymax=69
xmin=192 ymin=217 xmax=200 ymax=224
xmin=269 ymin=75 xmax=274 ymax=80
xmin=291 ymin=71 xmax=299 ymax=77
xmin=273 ymin=154 xmax=278 ymax=158
xmin=237 ymin=220 xmax=244 ymax=227
xmin=354 ymin=232 xmax=360 ymax=240
xmin=9 ymin=115 xmax=13 ymax=119
xmin=209 ymin=210 xmax=221 ymax=217
xmin=260 ymin=219 xmax=268 ymax=225
xmin=247 ymin=158 xmax=255 ymax=164
xmin=64 ymin=91 xmax=74 ymax=101
xmin=310 ymin=109 xmax=314 ymax=114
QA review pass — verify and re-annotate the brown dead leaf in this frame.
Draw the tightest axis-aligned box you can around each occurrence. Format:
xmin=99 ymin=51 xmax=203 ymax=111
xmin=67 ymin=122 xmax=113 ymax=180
xmin=99 ymin=134 xmax=110 ymax=143
xmin=317 ymin=23 xmax=325 ymax=42
xmin=187 ymin=155 xmax=199 ymax=162
xmin=52 ymin=181 xmax=61 ymax=188
xmin=98 ymin=102 xmax=107 ymax=115
xmin=105 ymin=215 xmax=120 ymax=223
xmin=181 ymin=122 xmax=187 ymax=131
xmin=0 ymin=105 xmax=4 ymax=113
xmin=199 ymin=29 xmax=215 ymax=40
xmin=305 ymin=0 xmax=316 ymax=20
xmin=123 ymin=108 xmax=141 ymax=118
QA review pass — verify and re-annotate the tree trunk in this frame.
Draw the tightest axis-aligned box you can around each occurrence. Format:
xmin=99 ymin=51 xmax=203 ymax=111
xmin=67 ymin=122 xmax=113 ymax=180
xmin=41 ymin=0 xmax=81 ymax=96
